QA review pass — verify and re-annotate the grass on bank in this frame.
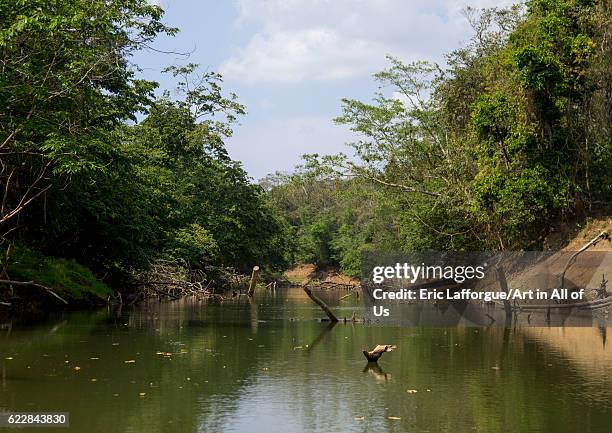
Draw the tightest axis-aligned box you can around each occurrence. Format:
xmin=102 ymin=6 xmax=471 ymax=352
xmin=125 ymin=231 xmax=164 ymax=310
xmin=6 ymin=246 xmax=112 ymax=300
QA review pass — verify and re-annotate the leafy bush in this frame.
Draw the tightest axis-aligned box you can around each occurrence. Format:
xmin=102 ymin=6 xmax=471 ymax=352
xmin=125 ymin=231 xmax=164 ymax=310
xmin=8 ymin=246 xmax=112 ymax=299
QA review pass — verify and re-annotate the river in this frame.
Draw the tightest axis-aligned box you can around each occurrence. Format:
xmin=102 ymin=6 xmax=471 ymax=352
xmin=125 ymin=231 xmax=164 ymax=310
xmin=1 ymin=287 xmax=612 ymax=433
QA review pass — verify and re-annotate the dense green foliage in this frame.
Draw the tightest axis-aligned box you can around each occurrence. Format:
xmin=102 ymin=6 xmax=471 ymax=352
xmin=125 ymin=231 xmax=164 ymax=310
xmin=8 ymin=245 xmax=112 ymax=299
xmin=1 ymin=0 xmax=288 ymax=295
xmin=268 ymin=0 xmax=611 ymax=276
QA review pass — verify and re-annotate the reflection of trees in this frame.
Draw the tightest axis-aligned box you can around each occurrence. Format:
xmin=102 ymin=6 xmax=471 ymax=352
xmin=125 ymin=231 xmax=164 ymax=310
xmin=2 ymin=294 xmax=612 ymax=433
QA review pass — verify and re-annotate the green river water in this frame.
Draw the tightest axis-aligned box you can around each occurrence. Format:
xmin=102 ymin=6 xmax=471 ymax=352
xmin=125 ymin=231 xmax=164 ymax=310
xmin=1 ymin=288 xmax=612 ymax=433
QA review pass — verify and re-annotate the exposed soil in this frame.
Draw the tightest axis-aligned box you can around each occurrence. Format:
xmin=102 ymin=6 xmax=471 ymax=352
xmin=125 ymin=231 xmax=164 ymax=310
xmin=476 ymin=217 xmax=612 ymax=303
xmin=561 ymin=217 xmax=612 ymax=251
xmin=283 ymin=263 xmax=359 ymax=286
xmin=544 ymin=217 xmax=612 ymax=251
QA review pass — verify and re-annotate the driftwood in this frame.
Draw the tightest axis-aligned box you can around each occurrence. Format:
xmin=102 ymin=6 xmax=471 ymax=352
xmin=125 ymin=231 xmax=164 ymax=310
xmin=247 ymin=266 xmax=260 ymax=297
xmin=0 ymin=279 xmax=68 ymax=304
xmin=363 ymin=344 xmax=397 ymax=362
xmin=303 ymin=286 xmax=338 ymax=322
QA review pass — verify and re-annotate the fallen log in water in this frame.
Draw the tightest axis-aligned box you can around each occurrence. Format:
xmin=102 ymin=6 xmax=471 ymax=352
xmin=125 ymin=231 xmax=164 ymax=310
xmin=303 ymin=286 xmax=338 ymax=322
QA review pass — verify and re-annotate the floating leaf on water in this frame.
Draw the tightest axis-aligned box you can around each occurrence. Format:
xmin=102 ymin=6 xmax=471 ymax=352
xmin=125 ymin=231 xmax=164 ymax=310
xmin=388 ymin=416 xmax=401 ymax=420
xmin=125 ymin=360 xmax=136 ymax=363
xmin=406 ymin=389 xmax=417 ymax=394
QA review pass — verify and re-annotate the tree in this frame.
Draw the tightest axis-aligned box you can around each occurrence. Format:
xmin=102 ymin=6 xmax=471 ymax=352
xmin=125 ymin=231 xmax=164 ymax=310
xmin=269 ymin=0 xmax=611 ymax=274
xmin=0 ymin=0 xmax=174 ymax=236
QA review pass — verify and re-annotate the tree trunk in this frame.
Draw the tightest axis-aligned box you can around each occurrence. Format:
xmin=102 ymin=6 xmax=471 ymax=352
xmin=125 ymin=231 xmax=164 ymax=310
xmin=303 ymin=286 xmax=338 ymax=322
xmin=247 ymin=266 xmax=260 ymax=297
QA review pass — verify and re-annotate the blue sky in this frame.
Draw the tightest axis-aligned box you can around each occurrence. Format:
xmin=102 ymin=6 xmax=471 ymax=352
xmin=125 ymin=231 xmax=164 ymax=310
xmin=135 ymin=0 xmax=511 ymax=180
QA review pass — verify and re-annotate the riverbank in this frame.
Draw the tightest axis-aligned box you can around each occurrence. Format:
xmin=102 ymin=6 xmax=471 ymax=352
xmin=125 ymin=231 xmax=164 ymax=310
xmin=2 ymin=217 xmax=609 ymax=318
xmin=1 ymin=246 xmax=112 ymax=316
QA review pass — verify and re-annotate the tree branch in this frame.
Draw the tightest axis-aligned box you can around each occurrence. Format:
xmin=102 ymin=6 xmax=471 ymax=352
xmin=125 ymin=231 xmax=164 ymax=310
xmin=0 ymin=279 xmax=68 ymax=304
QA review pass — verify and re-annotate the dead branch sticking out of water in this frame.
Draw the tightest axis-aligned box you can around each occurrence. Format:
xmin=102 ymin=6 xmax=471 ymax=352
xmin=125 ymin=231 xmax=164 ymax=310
xmin=302 ymin=286 xmax=338 ymax=322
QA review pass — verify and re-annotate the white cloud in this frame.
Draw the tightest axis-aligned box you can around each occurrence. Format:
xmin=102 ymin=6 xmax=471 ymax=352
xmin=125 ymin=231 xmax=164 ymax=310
xmin=226 ymin=115 xmax=354 ymax=179
xmin=222 ymin=0 xmax=514 ymax=83
xmin=221 ymin=28 xmax=383 ymax=83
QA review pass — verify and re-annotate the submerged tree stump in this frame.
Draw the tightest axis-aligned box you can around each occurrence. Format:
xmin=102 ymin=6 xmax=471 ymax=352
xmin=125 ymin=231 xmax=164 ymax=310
xmin=363 ymin=344 xmax=397 ymax=362
xmin=247 ymin=266 xmax=260 ymax=297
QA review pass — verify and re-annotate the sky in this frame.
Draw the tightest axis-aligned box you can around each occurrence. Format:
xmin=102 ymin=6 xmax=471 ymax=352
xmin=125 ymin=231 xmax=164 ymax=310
xmin=135 ymin=0 xmax=511 ymax=180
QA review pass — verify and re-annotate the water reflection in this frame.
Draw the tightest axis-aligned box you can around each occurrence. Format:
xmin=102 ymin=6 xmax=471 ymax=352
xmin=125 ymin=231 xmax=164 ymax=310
xmin=0 ymin=289 xmax=611 ymax=433
xmin=363 ymin=363 xmax=391 ymax=383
